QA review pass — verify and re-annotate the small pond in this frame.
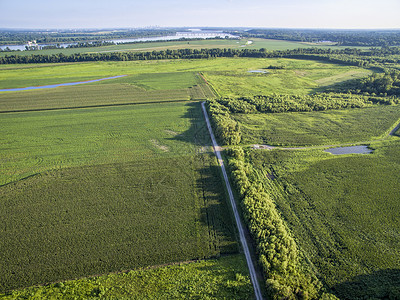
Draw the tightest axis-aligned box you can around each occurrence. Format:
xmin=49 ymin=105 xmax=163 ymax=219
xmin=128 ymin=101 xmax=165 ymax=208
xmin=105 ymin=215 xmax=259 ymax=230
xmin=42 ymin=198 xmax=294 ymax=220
xmin=325 ymin=145 xmax=373 ymax=155
xmin=248 ymin=70 xmax=268 ymax=74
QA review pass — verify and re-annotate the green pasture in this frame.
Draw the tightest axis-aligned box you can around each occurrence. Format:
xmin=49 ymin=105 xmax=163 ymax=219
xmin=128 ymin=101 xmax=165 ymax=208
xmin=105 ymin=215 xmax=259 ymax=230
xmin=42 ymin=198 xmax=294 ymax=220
xmin=0 ymin=72 xmax=214 ymax=112
xmin=247 ymin=140 xmax=400 ymax=298
xmin=234 ymin=105 xmax=400 ymax=146
xmin=203 ymin=58 xmax=371 ymax=97
xmin=0 ymin=102 xmax=237 ymax=291
xmin=0 ymin=58 xmax=371 ymax=95
xmin=0 ymin=255 xmax=253 ymax=300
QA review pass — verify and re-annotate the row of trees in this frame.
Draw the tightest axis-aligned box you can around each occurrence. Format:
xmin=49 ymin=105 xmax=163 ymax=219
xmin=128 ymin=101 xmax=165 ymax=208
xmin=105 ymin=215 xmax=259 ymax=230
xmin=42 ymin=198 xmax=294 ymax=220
xmin=206 ymin=99 xmax=241 ymax=145
xmin=226 ymin=147 xmax=336 ymax=299
xmin=3 ymin=47 xmax=399 ymax=65
xmin=216 ymin=93 xmax=400 ymax=115
xmin=2 ymin=46 xmax=399 ymax=69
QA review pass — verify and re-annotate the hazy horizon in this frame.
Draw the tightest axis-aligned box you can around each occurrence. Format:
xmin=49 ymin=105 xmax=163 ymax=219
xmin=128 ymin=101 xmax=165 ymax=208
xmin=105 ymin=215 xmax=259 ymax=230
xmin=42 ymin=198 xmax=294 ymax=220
xmin=1 ymin=0 xmax=399 ymax=30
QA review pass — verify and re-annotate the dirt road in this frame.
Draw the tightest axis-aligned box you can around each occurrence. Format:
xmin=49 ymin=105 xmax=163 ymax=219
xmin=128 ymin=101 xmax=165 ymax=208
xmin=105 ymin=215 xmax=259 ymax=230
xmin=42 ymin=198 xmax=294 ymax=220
xmin=201 ymin=102 xmax=263 ymax=300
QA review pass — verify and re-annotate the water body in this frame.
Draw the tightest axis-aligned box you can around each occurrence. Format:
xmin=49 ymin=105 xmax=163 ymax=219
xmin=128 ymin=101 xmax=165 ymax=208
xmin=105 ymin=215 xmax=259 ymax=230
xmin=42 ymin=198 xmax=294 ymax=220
xmin=325 ymin=145 xmax=373 ymax=155
xmin=0 ymin=75 xmax=127 ymax=92
xmin=0 ymin=31 xmax=238 ymax=51
xmin=248 ymin=70 xmax=269 ymax=74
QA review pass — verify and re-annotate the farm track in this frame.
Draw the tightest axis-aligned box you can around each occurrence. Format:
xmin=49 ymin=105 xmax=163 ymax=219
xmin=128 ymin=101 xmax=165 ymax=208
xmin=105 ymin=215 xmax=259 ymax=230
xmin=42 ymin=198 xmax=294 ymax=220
xmin=201 ymin=102 xmax=263 ymax=300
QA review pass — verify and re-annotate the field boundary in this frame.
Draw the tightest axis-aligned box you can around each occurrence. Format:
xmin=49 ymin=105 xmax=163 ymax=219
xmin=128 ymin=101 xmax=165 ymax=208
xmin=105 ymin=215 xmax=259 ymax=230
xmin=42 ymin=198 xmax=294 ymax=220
xmin=0 ymin=99 xmax=191 ymax=114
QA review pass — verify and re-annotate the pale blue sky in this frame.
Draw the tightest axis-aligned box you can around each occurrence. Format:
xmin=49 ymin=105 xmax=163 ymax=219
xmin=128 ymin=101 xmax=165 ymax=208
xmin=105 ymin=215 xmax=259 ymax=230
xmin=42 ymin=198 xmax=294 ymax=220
xmin=1 ymin=0 xmax=399 ymax=29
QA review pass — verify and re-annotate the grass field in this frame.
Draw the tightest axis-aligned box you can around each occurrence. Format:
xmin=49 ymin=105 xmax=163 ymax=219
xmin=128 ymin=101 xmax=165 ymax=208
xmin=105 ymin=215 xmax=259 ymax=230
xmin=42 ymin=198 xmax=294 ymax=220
xmin=203 ymin=58 xmax=372 ymax=97
xmin=233 ymin=105 xmax=400 ymax=146
xmin=0 ymin=72 xmax=214 ymax=112
xmin=0 ymin=37 xmax=372 ymax=57
xmin=0 ymin=255 xmax=253 ymax=299
xmin=0 ymin=102 xmax=237 ymax=291
xmin=0 ymin=58 xmax=370 ymax=91
xmin=247 ymin=140 xmax=400 ymax=298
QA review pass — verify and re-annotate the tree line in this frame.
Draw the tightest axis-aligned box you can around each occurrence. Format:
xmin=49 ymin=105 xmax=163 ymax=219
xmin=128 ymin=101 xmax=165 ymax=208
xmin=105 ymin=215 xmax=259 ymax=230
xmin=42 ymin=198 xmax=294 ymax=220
xmin=2 ymin=47 xmax=400 ymax=65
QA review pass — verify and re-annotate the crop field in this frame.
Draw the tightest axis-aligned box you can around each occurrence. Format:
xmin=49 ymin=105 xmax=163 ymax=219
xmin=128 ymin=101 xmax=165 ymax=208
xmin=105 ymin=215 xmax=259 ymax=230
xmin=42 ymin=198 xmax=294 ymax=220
xmin=234 ymin=105 xmax=400 ymax=146
xmin=0 ymin=255 xmax=253 ymax=299
xmin=0 ymin=101 xmax=237 ymax=291
xmin=0 ymin=73 xmax=214 ymax=112
xmin=247 ymin=140 xmax=400 ymax=298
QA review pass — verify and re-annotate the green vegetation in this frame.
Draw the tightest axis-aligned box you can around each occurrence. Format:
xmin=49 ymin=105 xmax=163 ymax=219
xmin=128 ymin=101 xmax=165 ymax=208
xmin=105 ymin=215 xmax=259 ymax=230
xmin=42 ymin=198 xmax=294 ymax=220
xmin=234 ymin=105 xmax=400 ymax=146
xmin=0 ymin=255 xmax=253 ymax=300
xmin=203 ymin=59 xmax=371 ymax=97
xmin=225 ymin=148 xmax=328 ymax=299
xmin=2 ymin=53 xmax=399 ymax=299
xmin=0 ymin=72 xmax=214 ymax=112
xmin=0 ymin=102 xmax=237 ymax=291
xmin=0 ymin=36 xmax=373 ymax=58
xmin=1 ymin=103 xmax=205 ymax=185
xmin=247 ymin=141 xmax=400 ymax=299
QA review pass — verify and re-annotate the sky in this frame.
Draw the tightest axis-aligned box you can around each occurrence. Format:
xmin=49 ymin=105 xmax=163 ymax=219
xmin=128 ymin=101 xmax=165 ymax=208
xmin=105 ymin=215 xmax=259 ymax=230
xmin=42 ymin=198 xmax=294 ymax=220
xmin=1 ymin=0 xmax=399 ymax=29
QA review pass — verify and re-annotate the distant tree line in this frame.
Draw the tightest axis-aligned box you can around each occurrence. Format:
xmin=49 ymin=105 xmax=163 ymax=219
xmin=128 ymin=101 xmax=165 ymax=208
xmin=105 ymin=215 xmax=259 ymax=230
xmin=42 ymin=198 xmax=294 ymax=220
xmin=2 ymin=47 xmax=400 ymax=66
xmin=234 ymin=29 xmax=400 ymax=47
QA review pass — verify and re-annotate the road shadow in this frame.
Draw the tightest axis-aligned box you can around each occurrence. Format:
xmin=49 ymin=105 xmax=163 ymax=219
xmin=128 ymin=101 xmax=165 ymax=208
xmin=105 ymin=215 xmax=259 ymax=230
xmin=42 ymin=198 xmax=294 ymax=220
xmin=331 ymin=269 xmax=400 ymax=299
xmin=169 ymin=102 xmax=239 ymax=255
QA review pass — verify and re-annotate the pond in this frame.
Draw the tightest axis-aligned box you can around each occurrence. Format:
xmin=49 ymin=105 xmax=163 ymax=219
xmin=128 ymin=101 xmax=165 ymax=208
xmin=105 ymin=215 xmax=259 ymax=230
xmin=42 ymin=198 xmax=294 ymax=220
xmin=325 ymin=145 xmax=373 ymax=155
xmin=248 ymin=70 xmax=269 ymax=74
xmin=0 ymin=75 xmax=127 ymax=92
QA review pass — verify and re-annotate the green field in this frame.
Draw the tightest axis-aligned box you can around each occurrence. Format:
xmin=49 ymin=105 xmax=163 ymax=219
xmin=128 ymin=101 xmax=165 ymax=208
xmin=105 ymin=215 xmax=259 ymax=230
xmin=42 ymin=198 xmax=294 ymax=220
xmin=0 ymin=102 xmax=237 ymax=291
xmin=203 ymin=58 xmax=372 ymax=97
xmin=0 ymin=56 xmax=394 ymax=297
xmin=233 ymin=105 xmax=400 ymax=146
xmin=0 ymin=37 xmax=372 ymax=57
xmin=0 ymin=255 xmax=253 ymax=300
xmin=247 ymin=140 xmax=400 ymax=298
xmin=0 ymin=58 xmax=369 ymax=91
xmin=0 ymin=72 xmax=214 ymax=112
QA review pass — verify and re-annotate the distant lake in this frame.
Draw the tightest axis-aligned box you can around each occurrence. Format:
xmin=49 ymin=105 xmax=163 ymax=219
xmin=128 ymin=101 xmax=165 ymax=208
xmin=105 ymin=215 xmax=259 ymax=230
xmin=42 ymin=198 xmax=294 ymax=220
xmin=325 ymin=145 xmax=373 ymax=155
xmin=0 ymin=31 xmax=238 ymax=51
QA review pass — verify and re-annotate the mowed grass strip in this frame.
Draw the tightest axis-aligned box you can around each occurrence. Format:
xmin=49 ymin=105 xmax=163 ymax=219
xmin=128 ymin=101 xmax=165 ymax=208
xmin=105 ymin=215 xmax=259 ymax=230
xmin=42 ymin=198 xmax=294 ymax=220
xmin=0 ymin=153 xmax=237 ymax=292
xmin=234 ymin=105 xmax=400 ymax=146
